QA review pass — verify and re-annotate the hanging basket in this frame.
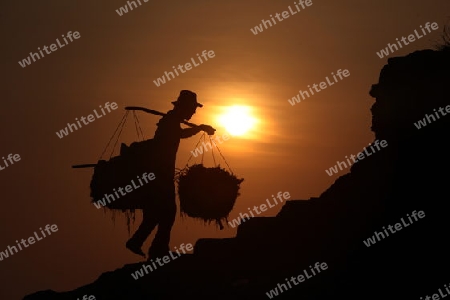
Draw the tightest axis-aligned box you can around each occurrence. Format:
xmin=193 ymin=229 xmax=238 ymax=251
xmin=89 ymin=137 xmax=176 ymax=211
xmin=176 ymin=163 xmax=244 ymax=227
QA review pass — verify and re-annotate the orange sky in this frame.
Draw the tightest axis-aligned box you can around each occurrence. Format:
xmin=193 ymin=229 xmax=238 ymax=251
xmin=1 ymin=0 xmax=450 ymax=299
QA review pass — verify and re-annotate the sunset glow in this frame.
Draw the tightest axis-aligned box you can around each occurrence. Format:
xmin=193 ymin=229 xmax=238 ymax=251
xmin=218 ymin=105 xmax=257 ymax=136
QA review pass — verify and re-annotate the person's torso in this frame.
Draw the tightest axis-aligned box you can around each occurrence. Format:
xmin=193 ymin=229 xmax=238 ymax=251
xmin=152 ymin=111 xmax=181 ymax=172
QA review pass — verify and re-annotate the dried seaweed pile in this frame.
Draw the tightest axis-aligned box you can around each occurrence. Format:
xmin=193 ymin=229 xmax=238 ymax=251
xmin=90 ymin=139 xmax=157 ymax=210
xmin=176 ymin=164 xmax=244 ymax=227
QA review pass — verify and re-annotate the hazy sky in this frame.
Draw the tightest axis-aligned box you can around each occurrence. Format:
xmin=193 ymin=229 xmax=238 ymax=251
xmin=1 ymin=0 xmax=449 ymax=299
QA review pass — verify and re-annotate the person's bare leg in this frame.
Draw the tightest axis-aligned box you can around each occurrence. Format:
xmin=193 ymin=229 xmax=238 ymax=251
xmin=148 ymin=186 xmax=176 ymax=258
xmin=127 ymin=209 xmax=158 ymax=257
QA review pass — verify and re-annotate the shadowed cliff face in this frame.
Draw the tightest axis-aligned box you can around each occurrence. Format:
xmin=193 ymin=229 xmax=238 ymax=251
xmin=370 ymin=49 xmax=450 ymax=143
xmin=24 ymin=47 xmax=450 ymax=300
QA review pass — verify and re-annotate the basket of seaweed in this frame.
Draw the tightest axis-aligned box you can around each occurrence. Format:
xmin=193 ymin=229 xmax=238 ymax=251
xmin=176 ymin=163 xmax=244 ymax=229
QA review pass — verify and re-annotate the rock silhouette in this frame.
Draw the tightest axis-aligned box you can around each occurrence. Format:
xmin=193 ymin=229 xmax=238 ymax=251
xmin=24 ymin=43 xmax=450 ymax=299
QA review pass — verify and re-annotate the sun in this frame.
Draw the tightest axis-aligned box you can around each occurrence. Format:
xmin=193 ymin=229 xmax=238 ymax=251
xmin=218 ymin=105 xmax=257 ymax=136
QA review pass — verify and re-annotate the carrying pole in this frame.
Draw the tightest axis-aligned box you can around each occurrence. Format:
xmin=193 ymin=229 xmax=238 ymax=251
xmin=72 ymin=106 xmax=216 ymax=169
xmin=124 ymin=106 xmax=204 ymax=128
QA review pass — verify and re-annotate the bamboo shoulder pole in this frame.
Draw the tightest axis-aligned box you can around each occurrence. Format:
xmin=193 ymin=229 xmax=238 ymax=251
xmin=125 ymin=106 xmax=199 ymax=128
xmin=72 ymin=106 xmax=215 ymax=169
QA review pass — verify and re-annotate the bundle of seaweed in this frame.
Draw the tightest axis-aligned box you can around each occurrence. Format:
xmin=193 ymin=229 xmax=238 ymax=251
xmin=89 ymin=139 xmax=160 ymax=234
xmin=176 ymin=164 xmax=244 ymax=228
xmin=89 ymin=139 xmax=158 ymax=210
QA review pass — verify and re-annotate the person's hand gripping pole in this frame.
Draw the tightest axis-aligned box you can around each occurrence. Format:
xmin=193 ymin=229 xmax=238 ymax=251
xmin=198 ymin=124 xmax=216 ymax=135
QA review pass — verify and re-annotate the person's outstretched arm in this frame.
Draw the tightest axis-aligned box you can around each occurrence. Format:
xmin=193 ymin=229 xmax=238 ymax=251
xmin=181 ymin=124 xmax=215 ymax=138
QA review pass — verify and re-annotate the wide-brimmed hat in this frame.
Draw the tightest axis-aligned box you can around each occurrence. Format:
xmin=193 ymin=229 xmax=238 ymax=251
xmin=171 ymin=90 xmax=203 ymax=108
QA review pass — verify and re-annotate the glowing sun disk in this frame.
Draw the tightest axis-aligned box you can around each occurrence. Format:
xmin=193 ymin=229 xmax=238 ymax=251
xmin=218 ymin=105 xmax=256 ymax=136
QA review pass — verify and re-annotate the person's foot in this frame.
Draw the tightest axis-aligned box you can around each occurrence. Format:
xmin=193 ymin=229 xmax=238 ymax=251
xmin=147 ymin=247 xmax=170 ymax=261
xmin=126 ymin=240 xmax=146 ymax=258
xmin=146 ymin=251 xmax=184 ymax=263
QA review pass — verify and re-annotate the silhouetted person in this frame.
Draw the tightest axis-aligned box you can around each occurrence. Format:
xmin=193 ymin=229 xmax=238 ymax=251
xmin=126 ymin=90 xmax=215 ymax=259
